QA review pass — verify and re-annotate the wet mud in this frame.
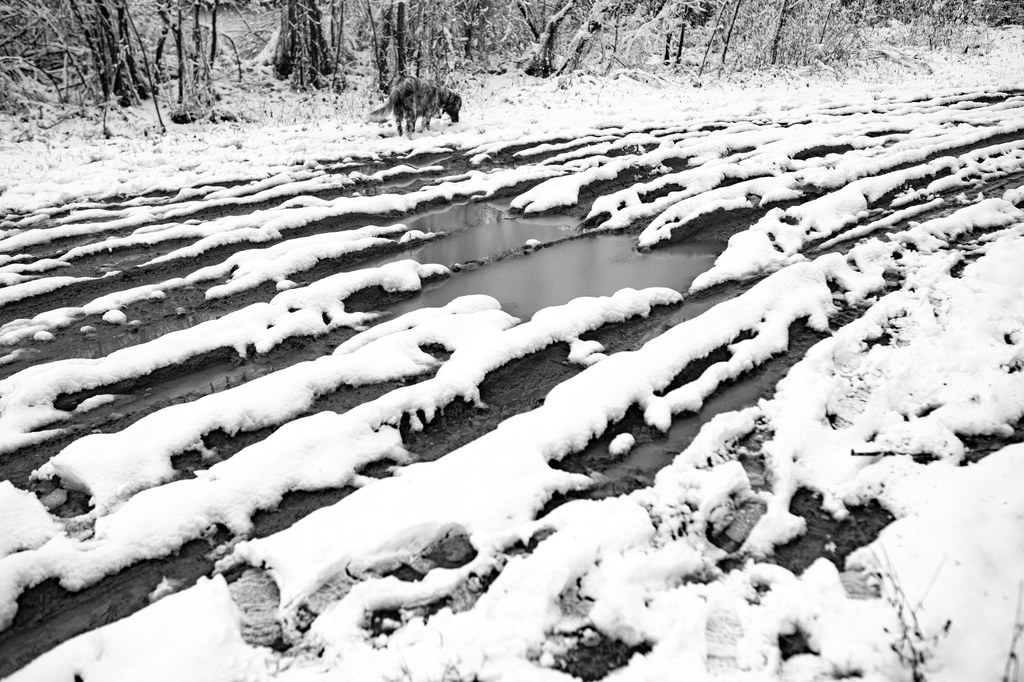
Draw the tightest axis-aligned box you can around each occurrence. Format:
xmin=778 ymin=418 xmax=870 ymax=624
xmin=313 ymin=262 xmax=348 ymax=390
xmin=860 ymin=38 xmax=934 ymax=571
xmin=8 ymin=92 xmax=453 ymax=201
xmin=556 ymin=629 xmax=652 ymax=681
xmin=772 ymin=489 xmax=895 ymax=575
xmin=544 ymin=318 xmax=829 ymax=510
xmin=0 ymin=529 xmax=231 ymax=676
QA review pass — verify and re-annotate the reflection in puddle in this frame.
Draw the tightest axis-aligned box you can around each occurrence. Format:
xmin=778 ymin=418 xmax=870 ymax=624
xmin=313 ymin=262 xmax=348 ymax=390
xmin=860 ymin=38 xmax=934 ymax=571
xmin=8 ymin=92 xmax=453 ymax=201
xmin=403 ymin=152 xmax=454 ymax=168
xmin=403 ymin=202 xmax=578 ymax=267
xmin=344 ymin=200 xmax=579 ymax=273
xmin=388 ymin=233 xmax=724 ymax=321
xmin=71 ymin=359 xmax=249 ymax=431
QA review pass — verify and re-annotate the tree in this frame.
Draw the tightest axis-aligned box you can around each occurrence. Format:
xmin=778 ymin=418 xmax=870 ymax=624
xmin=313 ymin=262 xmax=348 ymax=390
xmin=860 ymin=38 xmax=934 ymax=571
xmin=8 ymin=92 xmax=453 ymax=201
xmin=518 ymin=0 xmax=577 ymax=77
xmin=68 ymin=0 xmax=149 ymax=106
xmin=557 ymin=0 xmax=615 ymax=75
xmin=275 ymin=0 xmax=334 ymax=89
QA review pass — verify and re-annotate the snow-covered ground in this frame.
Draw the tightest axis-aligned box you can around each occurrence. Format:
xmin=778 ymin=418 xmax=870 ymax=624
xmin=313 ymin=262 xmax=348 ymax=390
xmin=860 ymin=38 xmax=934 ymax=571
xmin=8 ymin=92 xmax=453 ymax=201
xmin=2 ymin=26 xmax=1024 ymax=682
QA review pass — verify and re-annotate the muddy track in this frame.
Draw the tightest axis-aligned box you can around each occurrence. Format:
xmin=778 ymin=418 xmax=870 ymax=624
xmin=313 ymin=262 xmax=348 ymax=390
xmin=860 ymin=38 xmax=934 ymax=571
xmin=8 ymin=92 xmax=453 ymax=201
xmin=2 ymin=87 xmax=1023 ymax=678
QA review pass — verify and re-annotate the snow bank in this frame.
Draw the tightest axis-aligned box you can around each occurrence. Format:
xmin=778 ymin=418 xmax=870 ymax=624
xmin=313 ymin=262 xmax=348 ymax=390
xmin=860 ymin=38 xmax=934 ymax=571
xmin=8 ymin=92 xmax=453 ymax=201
xmin=6 ymin=576 xmax=268 ymax=682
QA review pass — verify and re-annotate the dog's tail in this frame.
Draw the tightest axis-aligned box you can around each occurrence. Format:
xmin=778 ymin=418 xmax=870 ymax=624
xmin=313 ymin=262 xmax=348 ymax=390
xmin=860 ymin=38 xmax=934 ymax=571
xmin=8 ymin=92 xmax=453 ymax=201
xmin=367 ymin=99 xmax=394 ymax=122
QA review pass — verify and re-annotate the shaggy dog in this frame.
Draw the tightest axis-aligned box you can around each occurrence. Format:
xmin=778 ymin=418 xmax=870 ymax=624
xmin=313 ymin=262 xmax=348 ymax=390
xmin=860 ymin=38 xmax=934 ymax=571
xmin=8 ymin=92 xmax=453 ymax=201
xmin=368 ymin=77 xmax=462 ymax=138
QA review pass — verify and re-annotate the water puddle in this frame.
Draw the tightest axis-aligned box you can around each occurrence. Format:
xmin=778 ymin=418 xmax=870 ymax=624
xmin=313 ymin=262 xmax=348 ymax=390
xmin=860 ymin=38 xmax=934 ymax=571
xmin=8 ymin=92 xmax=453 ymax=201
xmin=550 ymin=320 xmax=831 ymax=506
xmin=406 ymin=202 xmax=578 ymax=265
xmin=375 ymin=176 xmax=430 ymax=194
xmin=403 ymin=152 xmax=454 ymax=168
xmin=572 ymin=369 xmax=769 ymax=498
xmin=339 ymin=200 xmax=578 ymax=271
xmin=335 ymin=199 xmax=723 ymax=320
xmin=388 ymin=233 xmax=724 ymax=320
xmin=69 ymin=358 xmax=253 ymax=432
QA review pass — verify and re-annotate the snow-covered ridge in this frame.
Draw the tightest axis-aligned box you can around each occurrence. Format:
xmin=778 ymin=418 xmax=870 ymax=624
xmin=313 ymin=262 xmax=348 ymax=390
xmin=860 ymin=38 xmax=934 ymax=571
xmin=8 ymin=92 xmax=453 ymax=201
xmin=0 ymin=260 xmax=448 ymax=453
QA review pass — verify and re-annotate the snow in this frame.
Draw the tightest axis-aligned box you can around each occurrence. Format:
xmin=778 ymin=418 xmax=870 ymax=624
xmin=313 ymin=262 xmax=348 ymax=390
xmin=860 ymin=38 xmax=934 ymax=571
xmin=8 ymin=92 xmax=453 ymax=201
xmin=2 ymin=25 xmax=1024 ymax=682
xmin=847 ymin=447 xmax=1024 ymax=682
xmin=184 ymin=224 xmax=435 ymax=299
xmin=230 ymin=257 xmax=856 ymax=620
xmin=0 ymin=288 xmax=675 ymax=627
xmin=0 ymin=260 xmax=448 ymax=456
xmin=0 ymin=481 xmax=59 ymax=558
xmin=609 ymin=433 xmax=635 ymax=456
xmin=5 ymin=575 xmax=270 ymax=682
xmin=101 ymin=309 xmax=128 ymax=325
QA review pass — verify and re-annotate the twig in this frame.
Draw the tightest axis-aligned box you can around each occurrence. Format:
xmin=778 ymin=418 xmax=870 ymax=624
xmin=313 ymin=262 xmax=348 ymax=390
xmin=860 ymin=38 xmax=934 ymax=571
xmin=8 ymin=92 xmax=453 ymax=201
xmin=719 ymin=0 xmax=745 ymax=77
xmin=38 ymin=111 xmax=81 ymax=130
xmin=126 ymin=5 xmax=166 ymax=132
xmin=697 ymin=0 xmax=728 ymax=79
xmin=876 ymin=546 xmax=951 ymax=682
xmin=1004 ymin=581 xmax=1024 ymax=682
xmin=220 ymin=33 xmax=244 ymax=82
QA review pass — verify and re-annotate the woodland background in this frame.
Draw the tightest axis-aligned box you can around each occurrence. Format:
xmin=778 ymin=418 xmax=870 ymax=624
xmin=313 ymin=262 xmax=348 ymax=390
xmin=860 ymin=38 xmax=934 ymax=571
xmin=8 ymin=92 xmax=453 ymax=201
xmin=0 ymin=0 xmax=1021 ymax=131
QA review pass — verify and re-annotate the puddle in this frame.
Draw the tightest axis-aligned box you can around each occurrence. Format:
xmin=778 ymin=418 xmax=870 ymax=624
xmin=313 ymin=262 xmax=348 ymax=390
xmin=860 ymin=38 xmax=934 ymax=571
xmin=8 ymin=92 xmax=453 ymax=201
xmin=406 ymin=206 xmax=578 ymax=267
xmin=375 ymin=176 xmax=430 ymax=193
xmin=340 ymin=200 xmax=580 ymax=272
xmin=66 ymin=358 xmax=249 ymax=432
xmin=388 ymin=233 xmax=723 ymax=321
xmin=555 ymin=628 xmax=652 ymax=681
xmin=772 ymin=489 xmax=894 ymax=575
xmin=352 ymin=199 xmax=723 ymax=321
xmin=549 ymin=319 xmax=830 ymax=505
xmin=403 ymin=152 xmax=453 ymax=168
xmin=562 ymin=368 xmax=769 ymax=499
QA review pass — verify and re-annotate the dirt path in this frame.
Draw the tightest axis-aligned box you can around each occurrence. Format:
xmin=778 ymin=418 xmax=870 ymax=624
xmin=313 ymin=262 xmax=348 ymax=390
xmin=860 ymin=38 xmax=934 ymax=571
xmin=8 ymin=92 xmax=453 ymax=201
xmin=2 ymin=87 xmax=1023 ymax=677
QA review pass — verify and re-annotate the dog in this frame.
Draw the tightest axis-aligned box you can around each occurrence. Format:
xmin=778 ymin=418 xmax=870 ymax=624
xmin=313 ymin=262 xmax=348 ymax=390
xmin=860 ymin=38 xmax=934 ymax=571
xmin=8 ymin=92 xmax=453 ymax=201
xmin=368 ymin=77 xmax=462 ymax=138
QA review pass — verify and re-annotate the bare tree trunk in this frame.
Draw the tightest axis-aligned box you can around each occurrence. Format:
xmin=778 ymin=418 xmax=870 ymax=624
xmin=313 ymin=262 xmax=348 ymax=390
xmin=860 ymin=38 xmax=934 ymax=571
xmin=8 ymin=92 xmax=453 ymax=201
xmin=330 ymin=0 xmax=346 ymax=89
xmin=522 ymin=0 xmax=576 ymax=77
xmin=113 ymin=2 xmax=148 ymax=102
xmin=719 ymin=0 xmax=744 ymax=75
xmin=154 ymin=0 xmax=173 ymax=82
xmin=192 ymin=3 xmax=202 ymax=82
xmin=557 ymin=0 xmax=615 ymax=76
xmin=379 ymin=0 xmax=394 ymax=86
xmin=126 ymin=6 xmax=166 ymax=131
xmin=606 ymin=10 xmax=619 ymax=73
xmin=819 ymin=1 xmax=835 ymax=44
xmin=516 ymin=0 xmax=540 ymax=41
xmin=770 ymin=0 xmax=789 ymax=65
xmin=674 ymin=17 xmax=685 ymax=64
xmin=395 ymin=0 xmax=407 ymax=78
xmin=163 ymin=0 xmax=214 ymax=120
xmin=275 ymin=0 xmax=333 ymax=88
xmin=412 ymin=0 xmax=423 ymax=77
xmin=365 ymin=0 xmax=385 ymax=93
xmin=176 ymin=0 xmax=184 ymax=102
xmin=70 ymin=0 xmax=148 ymax=106
xmin=418 ymin=0 xmax=430 ymax=78
xmin=697 ymin=0 xmax=729 ymax=79
xmin=210 ymin=1 xmax=219 ymax=66
xmin=67 ymin=0 xmax=109 ymax=100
